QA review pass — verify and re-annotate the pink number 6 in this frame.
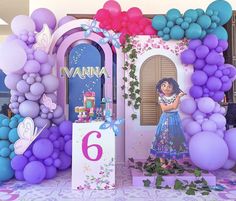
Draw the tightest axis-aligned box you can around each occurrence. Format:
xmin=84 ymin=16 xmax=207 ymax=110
xmin=82 ymin=131 xmax=103 ymax=161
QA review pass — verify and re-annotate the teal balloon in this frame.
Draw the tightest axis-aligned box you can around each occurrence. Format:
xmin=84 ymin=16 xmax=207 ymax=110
xmin=0 ymin=140 xmax=10 ymax=149
xmin=163 ymin=27 xmax=170 ymax=34
xmin=0 ymin=127 xmax=10 ymax=140
xmin=167 ymin=21 xmax=174 ymax=28
xmin=0 ymin=147 xmax=11 ymax=157
xmin=181 ymin=21 xmax=189 ymax=30
xmin=167 ymin=8 xmax=181 ymax=21
xmin=9 ymin=120 xmax=18 ymax=129
xmin=176 ymin=17 xmax=184 ymax=25
xmin=210 ymin=22 xmax=217 ymax=29
xmin=163 ymin=34 xmax=170 ymax=41
xmin=207 ymin=0 xmax=232 ymax=25
xmin=200 ymin=30 xmax=207 ymax=39
xmin=10 ymin=152 xmax=16 ymax=159
xmin=184 ymin=17 xmax=192 ymax=23
xmin=211 ymin=26 xmax=228 ymax=40
xmin=170 ymin=25 xmax=185 ymax=40
xmin=0 ymin=157 xmax=14 ymax=181
xmin=2 ymin=119 xmax=10 ymax=126
xmin=197 ymin=15 xmax=211 ymax=29
xmin=196 ymin=8 xmax=205 ymax=16
xmin=184 ymin=9 xmax=198 ymax=22
xmin=206 ymin=9 xmax=214 ymax=16
xmin=152 ymin=15 xmax=167 ymax=30
xmin=158 ymin=30 xmax=164 ymax=37
xmin=0 ymin=114 xmax=7 ymax=126
xmin=8 ymin=128 xmax=19 ymax=143
xmin=186 ymin=23 xmax=202 ymax=39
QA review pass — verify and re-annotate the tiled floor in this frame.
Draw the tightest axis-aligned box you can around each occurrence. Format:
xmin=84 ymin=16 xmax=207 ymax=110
xmin=1 ymin=165 xmax=236 ymax=201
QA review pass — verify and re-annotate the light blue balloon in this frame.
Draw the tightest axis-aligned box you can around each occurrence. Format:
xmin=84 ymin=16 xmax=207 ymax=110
xmin=167 ymin=21 xmax=174 ymax=28
xmin=206 ymin=9 xmax=214 ymax=17
xmin=158 ymin=30 xmax=164 ymax=37
xmin=0 ymin=157 xmax=14 ymax=181
xmin=186 ymin=23 xmax=202 ymax=39
xmin=167 ymin=8 xmax=181 ymax=21
xmin=181 ymin=21 xmax=189 ymax=30
xmin=170 ymin=25 xmax=185 ymax=40
xmin=163 ymin=27 xmax=170 ymax=34
xmin=184 ymin=9 xmax=198 ymax=22
xmin=0 ymin=127 xmax=10 ymax=140
xmin=152 ymin=15 xmax=167 ymax=30
xmin=197 ymin=15 xmax=211 ymax=29
xmin=211 ymin=26 xmax=228 ymax=40
xmin=207 ymin=0 xmax=232 ymax=25
xmin=8 ymin=128 xmax=19 ymax=143
xmin=210 ymin=22 xmax=217 ymax=29
xmin=184 ymin=17 xmax=192 ymax=24
xmin=196 ymin=8 xmax=205 ymax=16
xmin=0 ymin=140 xmax=10 ymax=149
xmin=163 ymin=34 xmax=170 ymax=41
xmin=176 ymin=17 xmax=184 ymax=25
xmin=0 ymin=147 xmax=11 ymax=157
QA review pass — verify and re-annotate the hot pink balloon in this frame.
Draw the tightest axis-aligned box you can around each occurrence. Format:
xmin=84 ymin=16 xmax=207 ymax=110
xmin=103 ymin=0 xmax=121 ymax=17
xmin=127 ymin=7 xmax=143 ymax=22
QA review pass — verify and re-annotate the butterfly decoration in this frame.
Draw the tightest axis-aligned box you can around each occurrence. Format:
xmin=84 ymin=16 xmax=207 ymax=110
xmin=210 ymin=184 xmax=225 ymax=191
xmin=81 ymin=20 xmax=101 ymax=37
xmin=99 ymin=30 xmax=121 ymax=48
xmin=99 ymin=117 xmax=124 ymax=136
xmin=14 ymin=117 xmax=47 ymax=155
xmin=42 ymin=94 xmax=57 ymax=112
xmin=33 ymin=24 xmax=52 ymax=53
xmin=102 ymin=97 xmax=112 ymax=104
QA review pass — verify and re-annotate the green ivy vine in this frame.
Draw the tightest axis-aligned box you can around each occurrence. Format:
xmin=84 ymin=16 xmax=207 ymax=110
xmin=129 ymin=157 xmax=211 ymax=196
xmin=121 ymin=35 xmax=141 ymax=120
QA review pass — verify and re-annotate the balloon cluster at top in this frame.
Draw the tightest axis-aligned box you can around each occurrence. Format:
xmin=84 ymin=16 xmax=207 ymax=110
xmin=0 ymin=8 xmax=65 ymax=128
xmin=95 ymin=0 xmax=157 ymax=43
xmin=181 ymin=34 xmax=236 ymax=102
xmin=152 ymin=0 xmax=232 ymax=41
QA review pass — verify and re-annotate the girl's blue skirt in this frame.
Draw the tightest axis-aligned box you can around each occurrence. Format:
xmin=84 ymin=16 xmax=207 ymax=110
xmin=150 ymin=111 xmax=188 ymax=159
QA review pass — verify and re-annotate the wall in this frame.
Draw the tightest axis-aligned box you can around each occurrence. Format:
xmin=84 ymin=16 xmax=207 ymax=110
xmin=29 ymin=0 xmax=236 ymax=18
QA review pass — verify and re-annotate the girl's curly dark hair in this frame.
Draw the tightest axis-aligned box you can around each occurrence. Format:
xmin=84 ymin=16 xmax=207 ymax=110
xmin=156 ymin=77 xmax=181 ymax=95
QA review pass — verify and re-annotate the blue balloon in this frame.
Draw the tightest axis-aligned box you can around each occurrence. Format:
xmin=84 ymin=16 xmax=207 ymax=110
xmin=184 ymin=9 xmax=198 ymax=22
xmin=181 ymin=22 xmax=189 ymax=30
xmin=186 ymin=23 xmax=202 ymax=39
xmin=207 ymin=0 xmax=232 ymax=25
xmin=167 ymin=21 xmax=174 ymax=28
xmin=0 ymin=157 xmax=14 ymax=181
xmin=163 ymin=27 xmax=170 ymax=34
xmin=167 ymin=8 xmax=181 ymax=21
xmin=158 ymin=30 xmax=164 ymax=37
xmin=196 ymin=8 xmax=205 ymax=16
xmin=197 ymin=15 xmax=211 ymax=29
xmin=152 ymin=15 xmax=167 ymax=30
xmin=163 ymin=34 xmax=170 ymax=41
xmin=176 ymin=17 xmax=184 ymax=25
xmin=211 ymin=26 xmax=228 ymax=40
xmin=206 ymin=9 xmax=214 ymax=17
xmin=170 ymin=25 xmax=185 ymax=40
xmin=210 ymin=22 xmax=217 ymax=29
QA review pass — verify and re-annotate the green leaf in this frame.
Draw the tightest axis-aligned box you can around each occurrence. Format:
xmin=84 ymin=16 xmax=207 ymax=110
xmin=186 ymin=187 xmax=196 ymax=195
xmin=122 ymin=66 xmax=128 ymax=70
xmin=134 ymin=104 xmax=140 ymax=109
xmin=201 ymin=191 xmax=209 ymax=195
xmin=123 ymin=77 xmax=128 ymax=82
xmin=135 ymin=89 xmax=140 ymax=94
xmin=131 ymin=114 xmax=137 ymax=120
xmin=123 ymin=93 xmax=128 ymax=99
xmin=174 ymin=179 xmax=184 ymax=190
xmin=128 ymin=101 xmax=132 ymax=106
xmin=194 ymin=169 xmax=202 ymax=177
xmin=143 ymin=179 xmax=151 ymax=187
xmin=155 ymin=176 xmax=164 ymax=188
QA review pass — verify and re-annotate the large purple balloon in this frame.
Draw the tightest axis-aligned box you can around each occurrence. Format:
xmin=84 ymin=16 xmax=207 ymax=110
xmin=203 ymin=34 xmax=218 ymax=49
xmin=212 ymin=91 xmax=225 ymax=102
xmin=189 ymin=86 xmax=203 ymax=98
xmin=203 ymin=64 xmax=217 ymax=76
xmin=189 ymin=132 xmax=228 ymax=170
xmin=42 ymin=75 xmax=59 ymax=93
xmin=206 ymin=77 xmax=222 ymax=91
xmin=205 ymin=51 xmax=221 ymax=65
xmin=195 ymin=45 xmax=209 ymax=59
xmin=194 ymin=59 xmax=205 ymax=70
xmin=19 ymin=100 xmax=40 ymax=118
xmin=4 ymin=73 xmax=22 ymax=90
xmin=197 ymin=97 xmax=215 ymax=113
xmin=181 ymin=49 xmax=196 ymax=64
xmin=23 ymin=161 xmax=46 ymax=184
xmin=59 ymin=121 xmax=72 ymax=136
xmin=11 ymin=15 xmax=35 ymax=35
xmin=188 ymin=39 xmax=202 ymax=50
xmin=209 ymin=113 xmax=226 ymax=129
xmin=191 ymin=71 xmax=208 ymax=86
xmin=185 ymin=121 xmax=201 ymax=136
xmin=33 ymin=139 xmax=54 ymax=159
xmin=11 ymin=155 xmax=28 ymax=171
xmin=179 ymin=98 xmax=197 ymax=115
xmin=34 ymin=50 xmax=48 ymax=64
xmin=222 ymin=159 xmax=235 ymax=170
xmin=31 ymin=8 xmax=57 ymax=32
xmin=225 ymin=128 xmax=236 ymax=160
xmin=58 ymin=152 xmax=72 ymax=170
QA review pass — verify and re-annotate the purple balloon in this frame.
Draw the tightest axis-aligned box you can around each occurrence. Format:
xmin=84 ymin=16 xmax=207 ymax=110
xmin=188 ymin=39 xmax=202 ymax=50
xmin=189 ymin=132 xmax=228 ymax=170
xmin=16 ymin=80 xmax=30 ymax=93
xmin=201 ymin=120 xmax=217 ymax=132
xmin=222 ymin=69 xmax=230 ymax=76
xmin=59 ymin=121 xmax=72 ymax=136
xmin=195 ymin=45 xmax=209 ymax=59
xmin=42 ymin=75 xmax=59 ymax=93
xmin=205 ymin=51 xmax=221 ymax=65
xmin=25 ymin=92 xmax=41 ymax=101
xmin=181 ymin=49 xmax=196 ymax=64
xmin=33 ymin=139 xmax=54 ymax=159
xmin=197 ymin=97 xmax=215 ymax=113
xmin=206 ymin=77 xmax=222 ymax=91
xmin=34 ymin=50 xmax=48 ymax=64
xmin=15 ymin=171 xmax=24 ymax=181
xmin=45 ymin=166 xmax=57 ymax=179
xmin=34 ymin=117 xmax=51 ymax=129
xmin=58 ymin=152 xmax=72 ymax=170
xmin=211 ymin=91 xmax=225 ymax=102
xmin=64 ymin=140 xmax=72 ymax=156
xmin=52 ymin=115 xmax=65 ymax=125
xmin=4 ymin=73 xmax=22 ymax=90
xmin=10 ymin=39 xmax=28 ymax=50
xmin=218 ymin=40 xmax=228 ymax=51
xmin=30 ymin=82 xmax=45 ymax=96
xmin=19 ymin=100 xmax=40 ymax=118
xmin=31 ymin=8 xmax=56 ymax=32
xmin=58 ymin=16 xmax=76 ymax=27
xmin=191 ymin=71 xmax=208 ymax=86
xmin=11 ymin=15 xmax=35 ymax=35
xmin=221 ymin=80 xmax=232 ymax=91
xmin=225 ymin=128 xmax=236 ymax=160
xmin=203 ymin=64 xmax=217 ymax=76
xmin=215 ymin=70 xmax=223 ymax=78
xmin=182 ymin=117 xmax=192 ymax=129
xmin=193 ymin=59 xmax=205 ymax=70
xmin=23 ymin=161 xmax=46 ymax=184
xmin=40 ymin=63 xmax=52 ymax=75
xmin=11 ymin=155 xmax=28 ymax=171
xmin=209 ymin=113 xmax=226 ymax=128
xmin=222 ymin=159 xmax=235 ymax=170
xmin=189 ymin=86 xmax=203 ymax=98
xmin=203 ymin=34 xmax=218 ymax=49
xmin=179 ymin=98 xmax=197 ymax=114
xmin=185 ymin=121 xmax=201 ymax=136
xmin=23 ymin=60 xmax=41 ymax=73
xmin=53 ymin=106 xmax=64 ymax=119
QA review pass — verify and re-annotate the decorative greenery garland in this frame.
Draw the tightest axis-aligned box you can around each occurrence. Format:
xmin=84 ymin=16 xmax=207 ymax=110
xmin=122 ymin=35 xmax=141 ymax=120
xmin=129 ymin=157 xmax=211 ymax=195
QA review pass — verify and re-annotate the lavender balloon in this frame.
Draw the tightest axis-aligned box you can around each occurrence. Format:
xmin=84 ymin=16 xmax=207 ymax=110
xmin=179 ymin=98 xmax=197 ymax=115
xmin=224 ymin=128 xmax=236 ymax=160
xmin=19 ymin=100 xmax=40 ymax=118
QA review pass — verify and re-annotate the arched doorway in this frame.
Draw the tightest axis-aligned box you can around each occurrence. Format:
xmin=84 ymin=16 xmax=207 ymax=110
xmin=140 ymin=55 xmax=177 ymax=125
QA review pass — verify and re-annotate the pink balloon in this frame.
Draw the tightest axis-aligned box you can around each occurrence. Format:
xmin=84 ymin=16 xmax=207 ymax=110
xmin=103 ymin=0 xmax=121 ymax=17
xmin=127 ymin=7 xmax=143 ymax=22
xmin=144 ymin=25 xmax=157 ymax=35
xmin=95 ymin=9 xmax=111 ymax=21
